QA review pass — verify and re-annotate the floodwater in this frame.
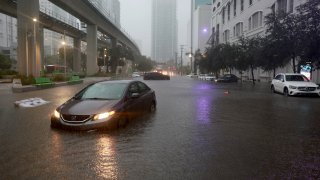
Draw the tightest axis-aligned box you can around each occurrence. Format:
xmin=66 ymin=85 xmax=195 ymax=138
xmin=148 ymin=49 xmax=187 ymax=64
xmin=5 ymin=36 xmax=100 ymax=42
xmin=0 ymin=77 xmax=319 ymax=179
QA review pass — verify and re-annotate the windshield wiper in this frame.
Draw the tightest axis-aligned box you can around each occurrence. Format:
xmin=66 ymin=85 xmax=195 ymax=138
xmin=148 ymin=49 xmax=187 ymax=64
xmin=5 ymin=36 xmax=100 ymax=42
xmin=82 ymin=97 xmax=114 ymax=100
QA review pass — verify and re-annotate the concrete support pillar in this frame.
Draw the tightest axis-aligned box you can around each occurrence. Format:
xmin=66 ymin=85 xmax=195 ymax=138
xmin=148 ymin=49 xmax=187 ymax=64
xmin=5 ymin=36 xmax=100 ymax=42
xmin=86 ymin=24 xmax=98 ymax=75
xmin=110 ymin=38 xmax=118 ymax=74
xmin=17 ymin=0 xmax=42 ymax=77
xmin=73 ymin=38 xmax=81 ymax=72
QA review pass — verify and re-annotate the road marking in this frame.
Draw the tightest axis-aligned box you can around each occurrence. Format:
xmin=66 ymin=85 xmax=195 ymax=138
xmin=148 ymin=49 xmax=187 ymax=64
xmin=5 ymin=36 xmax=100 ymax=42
xmin=14 ymin=97 xmax=50 ymax=108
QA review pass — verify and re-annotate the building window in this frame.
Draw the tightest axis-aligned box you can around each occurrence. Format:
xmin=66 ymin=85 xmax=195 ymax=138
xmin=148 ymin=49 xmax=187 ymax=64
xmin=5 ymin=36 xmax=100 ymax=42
xmin=241 ymin=0 xmax=244 ymax=11
xmin=248 ymin=11 xmax=263 ymax=30
xmin=277 ymin=0 xmax=287 ymax=13
xmin=234 ymin=0 xmax=237 ymax=16
xmin=289 ymin=0 xmax=294 ymax=13
xmin=223 ymin=30 xmax=230 ymax=42
xmin=216 ymin=24 xmax=220 ymax=44
xmin=249 ymin=0 xmax=253 ymax=6
xmin=234 ymin=22 xmax=243 ymax=37
xmin=217 ymin=2 xmax=220 ymax=7
xmin=222 ymin=7 xmax=225 ymax=24
xmin=213 ymin=7 xmax=216 ymax=12
xmin=227 ymin=3 xmax=231 ymax=20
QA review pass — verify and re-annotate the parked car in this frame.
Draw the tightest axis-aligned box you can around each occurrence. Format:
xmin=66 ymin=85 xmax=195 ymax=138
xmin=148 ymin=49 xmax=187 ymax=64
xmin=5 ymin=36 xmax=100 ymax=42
xmin=186 ymin=73 xmax=198 ymax=78
xmin=51 ymin=80 xmax=157 ymax=130
xmin=204 ymin=74 xmax=216 ymax=81
xmin=143 ymin=72 xmax=170 ymax=80
xmin=271 ymin=73 xmax=320 ymax=96
xmin=198 ymin=74 xmax=206 ymax=80
xmin=132 ymin=72 xmax=141 ymax=78
xmin=215 ymin=74 xmax=238 ymax=83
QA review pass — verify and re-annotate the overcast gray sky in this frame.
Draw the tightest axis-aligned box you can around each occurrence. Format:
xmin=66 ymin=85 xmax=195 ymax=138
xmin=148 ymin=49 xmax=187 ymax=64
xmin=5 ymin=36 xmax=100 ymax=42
xmin=119 ymin=0 xmax=191 ymax=57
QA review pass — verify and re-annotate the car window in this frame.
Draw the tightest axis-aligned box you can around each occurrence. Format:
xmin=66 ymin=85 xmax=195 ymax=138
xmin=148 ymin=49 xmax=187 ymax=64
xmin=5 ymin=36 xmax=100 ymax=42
xmin=78 ymin=83 xmax=126 ymax=100
xmin=137 ymin=82 xmax=150 ymax=93
xmin=274 ymin=75 xmax=281 ymax=80
xmin=286 ymin=75 xmax=309 ymax=82
xmin=129 ymin=83 xmax=139 ymax=93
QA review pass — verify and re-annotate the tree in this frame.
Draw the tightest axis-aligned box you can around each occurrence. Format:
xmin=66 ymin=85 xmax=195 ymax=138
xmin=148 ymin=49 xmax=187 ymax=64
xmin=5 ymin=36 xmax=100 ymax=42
xmin=135 ymin=55 xmax=154 ymax=72
xmin=237 ymin=36 xmax=262 ymax=84
xmin=296 ymin=0 xmax=320 ymax=69
xmin=58 ymin=46 xmax=74 ymax=71
xmin=0 ymin=54 xmax=11 ymax=70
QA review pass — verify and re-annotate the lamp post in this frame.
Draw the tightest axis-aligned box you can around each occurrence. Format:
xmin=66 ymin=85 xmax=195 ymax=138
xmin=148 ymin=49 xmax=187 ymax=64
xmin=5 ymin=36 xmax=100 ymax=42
xmin=190 ymin=0 xmax=194 ymax=74
xmin=32 ymin=18 xmax=37 ymax=76
xmin=62 ymin=30 xmax=66 ymax=78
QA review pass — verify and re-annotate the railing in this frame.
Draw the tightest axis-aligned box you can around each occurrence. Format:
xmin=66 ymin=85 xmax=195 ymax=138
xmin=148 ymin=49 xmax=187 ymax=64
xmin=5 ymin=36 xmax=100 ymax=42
xmin=39 ymin=5 xmax=80 ymax=29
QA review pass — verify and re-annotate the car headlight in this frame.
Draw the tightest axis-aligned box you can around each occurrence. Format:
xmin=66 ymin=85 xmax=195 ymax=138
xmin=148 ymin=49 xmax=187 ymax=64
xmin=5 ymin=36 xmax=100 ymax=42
xmin=289 ymin=85 xmax=297 ymax=89
xmin=54 ymin=110 xmax=60 ymax=118
xmin=93 ymin=111 xmax=115 ymax=121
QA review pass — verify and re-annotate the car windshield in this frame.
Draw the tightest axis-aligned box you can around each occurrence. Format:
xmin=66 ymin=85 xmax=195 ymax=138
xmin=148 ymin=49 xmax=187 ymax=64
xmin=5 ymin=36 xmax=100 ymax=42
xmin=286 ymin=75 xmax=309 ymax=82
xmin=76 ymin=83 xmax=127 ymax=100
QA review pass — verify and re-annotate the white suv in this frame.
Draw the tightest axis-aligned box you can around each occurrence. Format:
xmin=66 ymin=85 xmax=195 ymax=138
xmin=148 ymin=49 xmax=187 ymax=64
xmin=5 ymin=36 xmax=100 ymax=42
xmin=271 ymin=73 xmax=320 ymax=96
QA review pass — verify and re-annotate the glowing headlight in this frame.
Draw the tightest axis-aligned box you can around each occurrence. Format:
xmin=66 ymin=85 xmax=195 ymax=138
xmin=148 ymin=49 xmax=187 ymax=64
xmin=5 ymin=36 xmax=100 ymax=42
xmin=93 ymin=111 xmax=115 ymax=120
xmin=289 ymin=85 xmax=297 ymax=89
xmin=54 ymin=110 xmax=60 ymax=118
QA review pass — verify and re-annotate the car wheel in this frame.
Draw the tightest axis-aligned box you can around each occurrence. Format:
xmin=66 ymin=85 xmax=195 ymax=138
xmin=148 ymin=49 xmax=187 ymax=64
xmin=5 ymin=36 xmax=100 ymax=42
xmin=271 ymin=85 xmax=275 ymax=93
xmin=117 ymin=116 xmax=128 ymax=128
xmin=150 ymin=101 xmax=156 ymax=113
xmin=283 ymin=87 xmax=289 ymax=96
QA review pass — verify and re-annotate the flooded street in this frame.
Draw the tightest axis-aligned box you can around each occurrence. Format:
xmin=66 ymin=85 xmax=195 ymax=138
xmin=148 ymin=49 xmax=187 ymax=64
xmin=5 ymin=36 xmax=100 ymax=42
xmin=0 ymin=77 xmax=319 ymax=179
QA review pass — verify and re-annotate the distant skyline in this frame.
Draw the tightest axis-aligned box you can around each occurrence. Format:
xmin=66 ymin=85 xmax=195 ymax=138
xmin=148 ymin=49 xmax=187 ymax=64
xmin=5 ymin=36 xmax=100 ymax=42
xmin=119 ymin=0 xmax=191 ymax=58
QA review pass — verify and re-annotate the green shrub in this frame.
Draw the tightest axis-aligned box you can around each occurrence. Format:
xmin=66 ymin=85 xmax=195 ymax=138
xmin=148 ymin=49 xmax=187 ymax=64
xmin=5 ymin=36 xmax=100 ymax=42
xmin=15 ymin=75 xmax=35 ymax=85
xmin=0 ymin=69 xmax=18 ymax=75
xmin=52 ymin=74 xmax=66 ymax=82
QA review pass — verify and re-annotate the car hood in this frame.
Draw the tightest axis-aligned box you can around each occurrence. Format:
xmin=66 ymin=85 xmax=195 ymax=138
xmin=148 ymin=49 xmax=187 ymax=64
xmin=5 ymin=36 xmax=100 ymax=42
xmin=59 ymin=99 xmax=119 ymax=115
xmin=287 ymin=81 xmax=318 ymax=87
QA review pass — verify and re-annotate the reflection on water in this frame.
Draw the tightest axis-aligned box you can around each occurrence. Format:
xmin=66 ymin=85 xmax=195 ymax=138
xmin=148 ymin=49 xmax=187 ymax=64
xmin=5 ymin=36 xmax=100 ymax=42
xmin=94 ymin=136 xmax=118 ymax=179
xmin=196 ymin=97 xmax=211 ymax=124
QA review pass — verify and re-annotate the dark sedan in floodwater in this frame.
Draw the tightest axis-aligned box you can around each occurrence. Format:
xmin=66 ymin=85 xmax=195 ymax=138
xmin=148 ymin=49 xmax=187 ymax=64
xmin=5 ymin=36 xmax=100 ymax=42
xmin=143 ymin=72 xmax=170 ymax=80
xmin=215 ymin=74 xmax=238 ymax=83
xmin=51 ymin=80 xmax=156 ymax=130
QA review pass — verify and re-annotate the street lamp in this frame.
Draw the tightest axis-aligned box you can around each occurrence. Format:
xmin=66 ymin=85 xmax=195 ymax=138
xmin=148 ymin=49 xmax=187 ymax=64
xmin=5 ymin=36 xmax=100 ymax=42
xmin=62 ymin=30 xmax=66 ymax=78
xmin=33 ymin=18 xmax=37 ymax=76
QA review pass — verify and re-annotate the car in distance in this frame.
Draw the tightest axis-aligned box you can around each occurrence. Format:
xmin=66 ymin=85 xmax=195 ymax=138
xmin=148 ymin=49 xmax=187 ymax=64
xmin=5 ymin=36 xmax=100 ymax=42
xmin=143 ymin=72 xmax=170 ymax=80
xmin=204 ymin=74 xmax=216 ymax=81
xmin=51 ymin=80 xmax=157 ymax=130
xmin=186 ymin=73 xmax=198 ymax=78
xmin=131 ymin=72 xmax=141 ymax=78
xmin=215 ymin=74 xmax=238 ymax=83
xmin=271 ymin=73 xmax=320 ymax=96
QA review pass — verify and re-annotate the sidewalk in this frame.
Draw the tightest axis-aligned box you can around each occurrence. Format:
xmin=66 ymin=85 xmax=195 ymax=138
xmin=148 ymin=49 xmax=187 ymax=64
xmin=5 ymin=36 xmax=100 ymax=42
xmin=11 ymin=76 xmax=114 ymax=93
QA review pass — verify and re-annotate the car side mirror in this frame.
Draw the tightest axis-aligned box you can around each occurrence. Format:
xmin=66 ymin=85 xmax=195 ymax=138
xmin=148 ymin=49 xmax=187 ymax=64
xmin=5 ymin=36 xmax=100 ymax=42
xmin=281 ymin=79 xmax=284 ymax=82
xmin=131 ymin=93 xmax=140 ymax=98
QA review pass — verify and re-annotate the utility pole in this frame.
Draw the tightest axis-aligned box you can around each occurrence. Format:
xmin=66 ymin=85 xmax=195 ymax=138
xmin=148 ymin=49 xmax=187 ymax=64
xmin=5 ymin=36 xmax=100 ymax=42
xmin=175 ymin=52 xmax=178 ymax=73
xmin=190 ymin=0 xmax=194 ymax=74
xmin=180 ymin=45 xmax=184 ymax=75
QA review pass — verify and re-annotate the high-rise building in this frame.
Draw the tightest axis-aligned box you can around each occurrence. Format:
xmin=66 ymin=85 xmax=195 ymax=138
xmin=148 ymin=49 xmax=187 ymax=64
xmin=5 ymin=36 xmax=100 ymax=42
xmin=92 ymin=0 xmax=121 ymax=27
xmin=152 ymin=0 xmax=177 ymax=63
xmin=195 ymin=0 xmax=212 ymax=9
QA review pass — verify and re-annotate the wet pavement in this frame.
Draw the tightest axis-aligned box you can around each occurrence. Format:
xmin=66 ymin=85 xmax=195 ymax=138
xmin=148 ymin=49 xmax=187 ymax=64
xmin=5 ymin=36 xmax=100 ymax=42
xmin=0 ymin=77 xmax=319 ymax=179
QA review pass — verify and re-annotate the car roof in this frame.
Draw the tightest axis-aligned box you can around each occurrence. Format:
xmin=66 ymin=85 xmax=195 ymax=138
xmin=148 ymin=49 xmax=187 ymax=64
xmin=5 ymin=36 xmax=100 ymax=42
xmin=96 ymin=80 xmax=138 ymax=85
xmin=277 ymin=73 xmax=304 ymax=76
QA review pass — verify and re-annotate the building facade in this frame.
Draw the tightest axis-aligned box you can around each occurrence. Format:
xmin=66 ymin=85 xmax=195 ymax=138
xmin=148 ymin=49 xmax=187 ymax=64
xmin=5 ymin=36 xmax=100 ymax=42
xmin=195 ymin=0 xmax=212 ymax=9
xmin=210 ymin=0 xmax=320 ymax=83
xmin=192 ymin=5 xmax=212 ymax=53
xmin=0 ymin=13 xmax=18 ymax=70
xmin=152 ymin=0 xmax=177 ymax=63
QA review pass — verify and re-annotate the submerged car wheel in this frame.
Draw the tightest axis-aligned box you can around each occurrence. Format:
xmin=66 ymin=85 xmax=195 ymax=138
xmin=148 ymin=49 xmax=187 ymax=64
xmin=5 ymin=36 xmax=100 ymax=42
xmin=271 ymin=85 xmax=275 ymax=93
xmin=150 ymin=102 xmax=156 ymax=113
xmin=117 ymin=116 xmax=128 ymax=128
xmin=283 ymin=87 xmax=289 ymax=96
